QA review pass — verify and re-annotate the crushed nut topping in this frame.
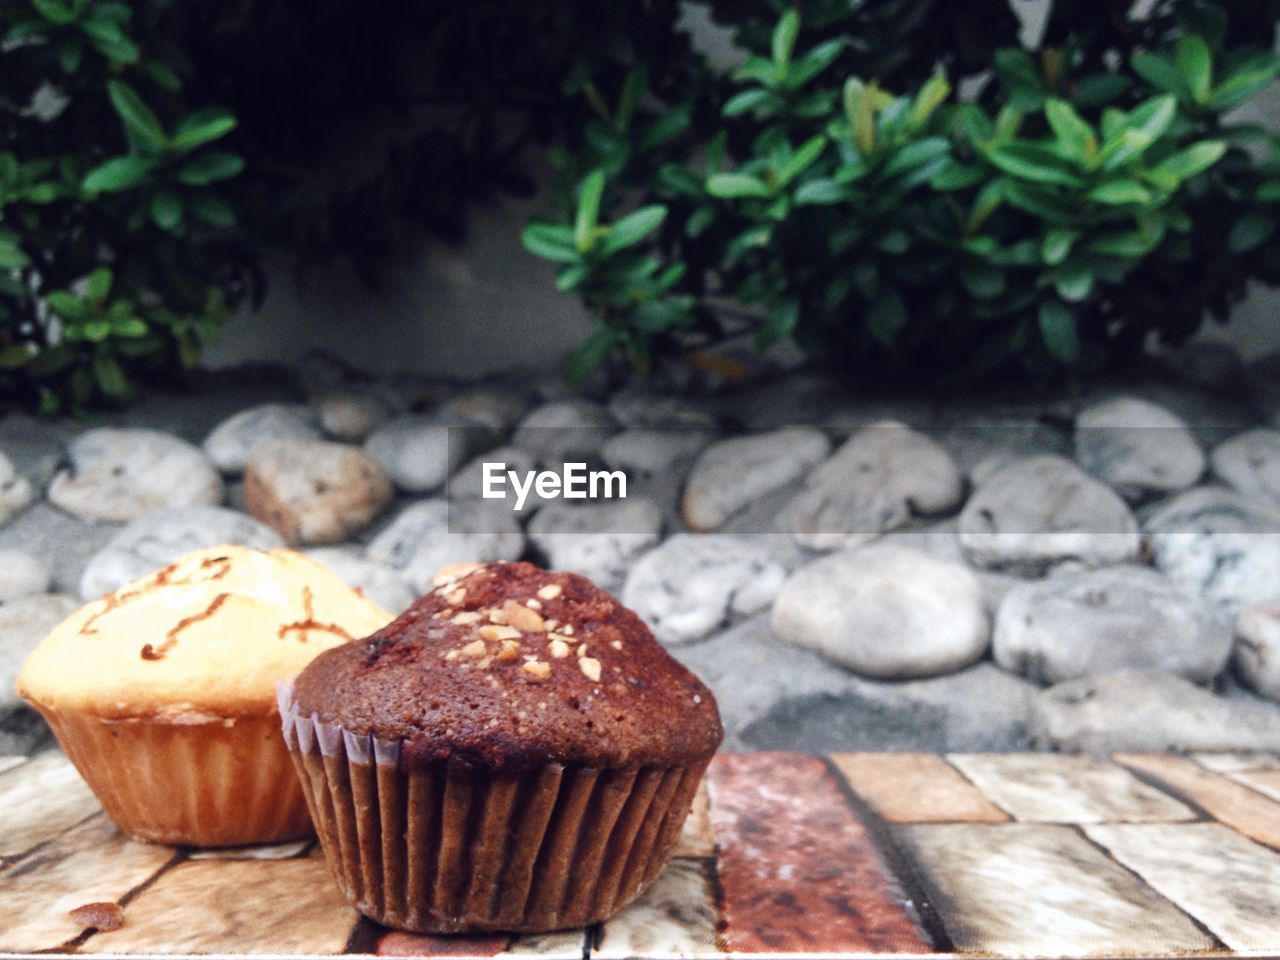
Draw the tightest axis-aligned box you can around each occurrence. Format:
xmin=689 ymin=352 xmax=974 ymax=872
xmin=544 ymin=619 xmax=559 ymax=631
xmin=434 ymin=562 xmax=482 ymax=587
xmin=460 ymin=639 xmax=486 ymax=658
xmin=478 ymin=656 xmax=493 ymax=669
xmin=548 ymin=638 xmax=571 ymax=659
xmin=452 ymin=611 xmax=482 ymax=625
xmin=525 ymin=598 xmax=542 ymax=609
xmin=444 ymin=650 xmax=458 ymax=661
xmin=496 ymin=639 xmax=521 ymax=662
xmin=444 ymin=587 xmax=466 ymax=606
xmin=577 ymin=643 xmax=588 ymax=658
xmin=610 ymin=640 xmax=624 ymax=650
xmin=561 ymin=624 xmax=575 ymax=636
xmin=579 ymin=657 xmax=602 ymax=682
xmin=501 ymin=600 xmax=546 ymax=632
xmin=537 ymin=583 xmax=563 ymax=600
xmin=479 ymin=624 xmax=521 ymax=642
xmin=522 ymin=660 xmax=551 ymax=680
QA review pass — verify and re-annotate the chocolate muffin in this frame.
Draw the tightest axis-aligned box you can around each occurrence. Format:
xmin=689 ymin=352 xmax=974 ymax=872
xmin=282 ymin=560 xmax=722 ymax=933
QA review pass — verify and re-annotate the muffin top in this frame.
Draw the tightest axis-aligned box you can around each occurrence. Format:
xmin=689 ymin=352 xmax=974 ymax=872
xmin=291 ymin=561 xmax=723 ymax=773
xmin=18 ymin=545 xmax=392 ymax=721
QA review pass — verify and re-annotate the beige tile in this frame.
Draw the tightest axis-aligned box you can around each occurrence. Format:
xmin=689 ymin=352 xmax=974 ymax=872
xmin=0 ymin=755 xmax=26 ymax=775
xmin=895 ymin=823 xmax=1212 ymax=957
xmin=832 ymin=752 xmax=1008 ymax=823
xmin=595 ymin=859 xmax=721 ymax=958
xmin=1087 ymin=822 xmax=1280 ymax=952
xmin=949 ymin=753 xmax=1193 ymax=823
xmin=0 ymin=814 xmax=175 ymax=952
xmin=672 ymin=777 xmax=714 ymax=857
xmin=1232 ymin=768 xmax=1280 ymax=804
xmin=87 ymin=852 xmax=358 ymax=955
xmin=0 ymin=751 xmax=100 ymax=857
xmin=1193 ymin=751 xmax=1280 ymax=773
xmin=1118 ymin=753 xmax=1280 ymax=850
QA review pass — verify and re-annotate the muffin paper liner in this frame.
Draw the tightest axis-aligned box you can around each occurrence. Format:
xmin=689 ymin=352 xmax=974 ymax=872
xmin=278 ymin=682 xmax=709 ymax=933
xmin=37 ymin=705 xmax=313 ymax=847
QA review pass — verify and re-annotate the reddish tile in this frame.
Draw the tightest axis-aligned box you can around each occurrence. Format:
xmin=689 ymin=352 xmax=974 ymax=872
xmin=1118 ymin=753 xmax=1280 ymax=850
xmin=831 ymin=753 xmax=1008 ymax=823
xmin=707 ymin=752 xmax=931 ymax=954
xmin=377 ymin=929 xmax=509 ymax=957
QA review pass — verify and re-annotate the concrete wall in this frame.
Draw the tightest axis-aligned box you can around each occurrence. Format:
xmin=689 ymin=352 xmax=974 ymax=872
xmin=205 ymin=2 xmax=1280 ymax=375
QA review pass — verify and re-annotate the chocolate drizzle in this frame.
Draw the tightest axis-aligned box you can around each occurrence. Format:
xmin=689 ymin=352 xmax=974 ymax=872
xmin=277 ymin=586 xmax=355 ymax=644
xmin=140 ymin=592 xmax=231 ymax=660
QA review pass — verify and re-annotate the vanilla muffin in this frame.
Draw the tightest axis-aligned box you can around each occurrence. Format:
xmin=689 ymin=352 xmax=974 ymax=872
xmin=17 ymin=545 xmax=392 ymax=846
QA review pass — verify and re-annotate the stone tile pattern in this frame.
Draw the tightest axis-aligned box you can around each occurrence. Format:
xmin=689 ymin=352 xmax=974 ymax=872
xmin=2 ymin=751 xmax=1280 ymax=957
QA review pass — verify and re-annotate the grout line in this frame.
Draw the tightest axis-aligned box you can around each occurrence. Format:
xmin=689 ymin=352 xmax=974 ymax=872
xmin=1115 ymin=758 xmax=1219 ymax=824
xmin=1069 ymin=823 xmax=1228 ymax=953
xmin=1 ymin=809 xmax=103 ymax=875
xmin=59 ymin=844 xmax=188 ymax=953
xmin=936 ymin=753 xmax=1018 ymax=822
xmin=820 ymin=754 xmax=955 ymax=954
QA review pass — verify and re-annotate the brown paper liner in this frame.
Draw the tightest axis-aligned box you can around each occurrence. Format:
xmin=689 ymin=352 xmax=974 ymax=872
xmin=36 ymin=707 xmax=313 ymax=847
xmin=280 ymin=685 xmax=709 ymax=933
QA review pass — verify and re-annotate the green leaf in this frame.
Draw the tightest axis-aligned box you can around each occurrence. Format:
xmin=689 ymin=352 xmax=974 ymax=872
xmin=107 ymin=81 xmax=166 ymax=152
xmin=845 ymin=78 xmax=877 ymax=156
xmin=1127 ymin=95 xmax=1178 ymax=144
xmin=1175 ymin=34 xmax=1213 ymax=104
xmin=1087 ymin=230 xmax=1155 ymax=257
xmin=787 ymin=38 xmax=845 ymax=90
xmin=566 ymin=328 xmax=615 ymax=382
xmin=31 ymin=0 xmax=78 ymax=25
xmin=1131 ymin=52 xmax=1190 ymax=101
xmin=1038 ymin=299 xmax=1080 ymax=362
xmin=176 ymin=152 xmax=245 ymax=185
xmin=776 ymin=135 xmax=826 ymax=186
xmin=45 ymin=291 xmax=87 ymax=321
xmin=967 ymin=178 xmax=1006 ymax=233
xmin=81 ymin=17 xmax=139 ymax=64
xmin=1053 ymin=263 xmax=1095 ymax=302
xmin=723 ymin=89 xmax=775 ymax=117
xmin=574 ymin=170 xmax=605 ymax=251
xmin=0 ymin=346 xmax=32 ymax=369
xmin=151 ymin=191 xmax=183 ymax=230
xmin=0 ymin=237 xmax=29 ymax=269
xmin=93 ymin=354 xmax=129 ymax=400
xmin=85 ymin=267 xmax=112 ymax=303
xmin=1228 ymin=212 xmax=1278 ymax=253
xmin=772 ymin=9 xmax=799 ymax=70
xmin=1087 ymin=179 xmax=1152 ymax=205
xmin=882 ymin=137 xmax=950 ymax=178
xmin=867 ymin=288 xmax=906 ymax=345
xmin=758 ymin=300 xmax=799 ymax=347
xmin=1208 ymin=54 xmax=1280 ymax=111
xmin=599 ymin=205 xmax=667 ymax=255
xmin=170 ymin=108 xmax=237 ymax=152
xmin=706 ymin=173 xmax=771 ymax=199
xmin=906 ymin=74 xmax=951 ymax=132
xmin=1042 ymin=228 xmax=1078 ymax=265
xmin=1044 ymin=99 xmax=1096 ymax=163
xmin=960 ymin=263 xmax=1006 ymax=299
xmin=988 ymin=143 xmax=1085 ymax=187
xmin=1150 ymin=141 xmax=1226 ymax=183
xmin=521 ymin=222 xmax=579 ymax=263
xmin=555 ymin=263 xmax=588 ymax=292
xmin=82 ymin=155 xmax=154 ymax=193
xmin=794 ymin=178 xmax=849 ymax=205
xmin=186 ymin=194 xmax=235 ymax=227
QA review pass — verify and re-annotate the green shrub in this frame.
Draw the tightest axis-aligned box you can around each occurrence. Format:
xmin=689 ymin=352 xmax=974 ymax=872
xmin=1 ymin=0 xmax=244 ymax=411
xmin=2 ymin=0 xmax=694 ymax=411
xmin=525 ymin=1 xmax=1280 ymax=382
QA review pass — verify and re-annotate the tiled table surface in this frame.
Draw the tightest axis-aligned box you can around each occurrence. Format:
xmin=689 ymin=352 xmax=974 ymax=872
xmin=2 ymin=751 xmax=1279 ymax=958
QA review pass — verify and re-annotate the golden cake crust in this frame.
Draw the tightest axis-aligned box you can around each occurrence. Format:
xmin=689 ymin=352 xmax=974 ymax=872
xmin=18 ymin=545 xmax=392 ymax=720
